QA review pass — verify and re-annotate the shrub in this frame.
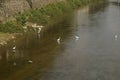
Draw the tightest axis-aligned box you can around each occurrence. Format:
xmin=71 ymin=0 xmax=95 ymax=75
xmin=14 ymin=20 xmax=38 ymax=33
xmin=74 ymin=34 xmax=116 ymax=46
xmin=16 ymin=14 xmax=27 ymax=26
xmin=0 ymin=21 xmax=23 ymax=33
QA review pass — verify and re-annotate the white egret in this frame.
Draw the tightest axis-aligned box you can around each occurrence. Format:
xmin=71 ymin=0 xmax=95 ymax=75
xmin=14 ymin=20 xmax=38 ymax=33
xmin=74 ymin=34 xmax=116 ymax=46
xmin=115 ymin=35 xmax=118 ymax=40
xmin=57 ymin=37 xmax=61 ymax=44
xmin=28 ymin=60 xmax=33 ymax=63
xmin=37 ymin=27 xmax=42 ymax=34
xmin=32 ymin=23 xmax=37 ymax=28
xmin=75 ymin=36 xmax=79 ymax=41
xmin=12 ymin=46 xmax=16 ymax=53
xmin=39 ymin=25 xmax=44 ymax=28
xmin=13 ymin=46 xmax=16 ymax=50
xmin=23 ymin=26 xmax=28 ymax=32
xmin=32 ymin=24 xmax=37 ymax=31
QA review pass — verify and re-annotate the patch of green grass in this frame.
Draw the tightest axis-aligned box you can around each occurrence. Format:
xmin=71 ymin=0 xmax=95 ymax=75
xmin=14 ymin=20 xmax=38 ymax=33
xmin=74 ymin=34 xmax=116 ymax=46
xmin=0 ymin=21 xmax=23 ymax=33
xmin=16 ymin=14 xmax=27 ymax=26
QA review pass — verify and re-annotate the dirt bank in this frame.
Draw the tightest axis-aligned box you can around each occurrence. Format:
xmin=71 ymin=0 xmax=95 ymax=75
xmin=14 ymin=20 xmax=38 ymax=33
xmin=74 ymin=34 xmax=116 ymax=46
xmin=0 ymin=33 xmax=18 ymax=45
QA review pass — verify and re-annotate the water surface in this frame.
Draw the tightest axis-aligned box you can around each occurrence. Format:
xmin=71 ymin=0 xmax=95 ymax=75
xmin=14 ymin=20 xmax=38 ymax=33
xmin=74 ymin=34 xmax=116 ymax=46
xmin=0 ymin=2 xmax=120 ymax=80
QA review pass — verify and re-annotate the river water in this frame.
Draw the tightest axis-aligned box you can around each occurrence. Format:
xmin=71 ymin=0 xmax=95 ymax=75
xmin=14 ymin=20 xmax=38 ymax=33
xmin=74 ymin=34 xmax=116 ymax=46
xmin=0 ymin=2 xmax=120 ymax=80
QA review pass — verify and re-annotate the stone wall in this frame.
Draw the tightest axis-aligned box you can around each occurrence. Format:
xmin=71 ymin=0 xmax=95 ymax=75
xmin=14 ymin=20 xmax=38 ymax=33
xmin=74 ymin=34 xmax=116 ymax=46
xmin=0 ymin=0 xmax=62 ymax=20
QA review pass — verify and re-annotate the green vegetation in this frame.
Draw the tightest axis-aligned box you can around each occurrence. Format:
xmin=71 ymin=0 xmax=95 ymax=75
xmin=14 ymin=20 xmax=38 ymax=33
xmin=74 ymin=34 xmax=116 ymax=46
xmin=0 ymin=0 xmax=105 ymax=33
xmin=0 ymin=21 xmax=23 ymax=33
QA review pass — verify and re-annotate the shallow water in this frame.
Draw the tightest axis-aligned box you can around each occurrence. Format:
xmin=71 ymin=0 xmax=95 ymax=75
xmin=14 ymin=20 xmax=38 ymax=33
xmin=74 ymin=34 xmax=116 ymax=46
xmin=0 ymin=2 xmax=120 ymax=80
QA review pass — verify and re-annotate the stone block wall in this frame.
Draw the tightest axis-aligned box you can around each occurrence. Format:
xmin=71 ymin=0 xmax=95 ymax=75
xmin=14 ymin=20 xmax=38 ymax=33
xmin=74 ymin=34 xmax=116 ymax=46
xmin=0 ymin=0 xmax=62 ymax=20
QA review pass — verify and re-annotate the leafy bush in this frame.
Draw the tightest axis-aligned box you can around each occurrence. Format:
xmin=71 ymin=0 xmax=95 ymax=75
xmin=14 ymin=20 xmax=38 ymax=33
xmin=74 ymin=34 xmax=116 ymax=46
xmin=16 ymin=14 xmax=27 ymax=26
xmin=0 ymin=21 xmax=23 ymax=33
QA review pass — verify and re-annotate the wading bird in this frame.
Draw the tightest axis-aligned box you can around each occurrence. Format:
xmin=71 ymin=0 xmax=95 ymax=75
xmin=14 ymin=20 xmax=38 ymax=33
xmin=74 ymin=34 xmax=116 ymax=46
xmin=12 ymin=45 xmax=16 ymax=53
xmin=115 ymin=35 xmax=118 ymax=40
xmin=13 ymin=46 xmax=16 ymax=50
xmin=37 ymin=27 xmax=42 ymax=34
xmin=75 ymin=36 xmax=79 ymax=41
xmin=28 ymin=60 xmax=33 ymax=63
xmin=57 ymin=37 xmax=61 ymax=44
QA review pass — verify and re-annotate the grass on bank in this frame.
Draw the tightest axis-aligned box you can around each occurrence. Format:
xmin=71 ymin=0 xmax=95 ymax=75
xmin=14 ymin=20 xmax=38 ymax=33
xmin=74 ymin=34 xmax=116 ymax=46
xmin=0 ymin=0 xmax=105 ymax=33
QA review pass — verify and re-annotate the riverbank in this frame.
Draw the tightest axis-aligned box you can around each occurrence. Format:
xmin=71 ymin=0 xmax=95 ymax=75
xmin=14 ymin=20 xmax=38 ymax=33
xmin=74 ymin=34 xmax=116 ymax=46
xmin=0 ymin=0 xmax=106 ymax=45
xmin=0 ymin=32 xmax=17 ymax=45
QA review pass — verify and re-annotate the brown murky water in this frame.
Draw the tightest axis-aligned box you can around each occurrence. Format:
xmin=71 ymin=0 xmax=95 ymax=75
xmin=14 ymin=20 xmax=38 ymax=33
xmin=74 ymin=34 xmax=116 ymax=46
xmin=0 ymin=2 xmax=120 ymax=80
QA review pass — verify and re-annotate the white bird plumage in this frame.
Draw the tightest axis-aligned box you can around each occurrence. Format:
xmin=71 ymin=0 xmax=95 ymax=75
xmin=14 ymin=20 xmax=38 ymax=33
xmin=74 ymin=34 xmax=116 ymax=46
xmin=32 ymin=24 xmax=44 ymax=28
xmin=32 ymin=24 xmax=44 ymax=32
xmin=32 ymin=23 xmax=37 ymax=28
xmin=115 ymin=35 xmax=118 ymax=40
xmin=75 ymin=36 xmax=79 ymax=41
xmin=37 ymin=27 xmax=42 ymax=33
xmin=57 ymin=37 xmax=61 ymax=44
xmin=28 ymin=60 xmax=33 ymax=63
xmin=12 ymin=45 xmax=16 ymax=53
xmin=13 ymin=46 xmax=16 ymax=50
